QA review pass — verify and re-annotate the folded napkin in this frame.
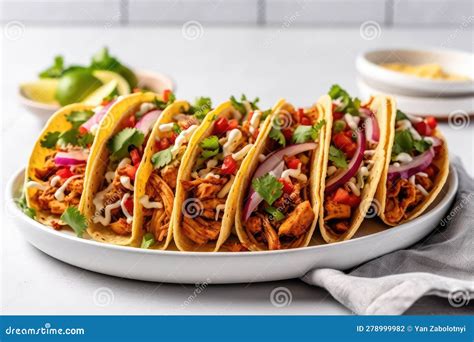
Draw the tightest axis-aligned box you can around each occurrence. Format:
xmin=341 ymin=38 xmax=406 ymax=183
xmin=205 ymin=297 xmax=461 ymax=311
xmin=302 ymin=158 xmax=474 ymax=315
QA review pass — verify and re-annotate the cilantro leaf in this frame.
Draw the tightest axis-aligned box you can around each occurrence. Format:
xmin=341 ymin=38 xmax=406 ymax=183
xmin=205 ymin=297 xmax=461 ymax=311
xmin=414 ymin=139 xmax=432 ymax=153
xmin=200 ymin=135 xmax=219 ymax=150
xmin=141 ymin=233 xmax=155 ymax=249
xmin=329 ymin=145 xmax=348 ymax=169
xmin=78 ymin=132 xmax=94 ymax=148
xmin=152 ymin=147 xmax=173 ymax=169
xmin=107 ymin=128 xmax=145 ymax=161
xmin=252 ymin=174 xmax=283 ymax=206
xmin=60 ymin=207 xmax=87 ymax=237
xmin=292 ymin=119 xmax=326 ymax=143
xmin=153 ymin=93 xmax=176 ymax=110
xmin=57 ymin=129 xmax=79 ymax=147
xmin=396 ymin=109 xmax=408 ymax=122
xmin=40 ymin=131 xmax=61 ymax=149
xmin=230 ymin=94 xmax=260 ymax=115
xmin=39 ymin=55 xmax=65 ymax=79
xmin=391 ymin=130 xmax=413 ymax=157
xmin=66 ymin=110 xmax=94 ymax=129
xmin=328 ymin=84 xmax=360 ymax=116
xmin=201 ymin=149 xmax=219 ymax=159
xmin=264 ymin=206 xmax=285 ymax=221
xmin=190 ymin=97 xmax=212 ymax=120
xmin=172 ymin=123 xmax=182 ymax=134
xmin=269 ymin=127 xmax=286 ymax=146
xmin=16 ymin=194 xmax=36 ymax=219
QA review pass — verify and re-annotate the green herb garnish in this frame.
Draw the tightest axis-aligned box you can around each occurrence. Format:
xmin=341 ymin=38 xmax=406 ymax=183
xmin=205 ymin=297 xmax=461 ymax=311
xmin=107 ymin=128 xmax=144 ymax=161
xmin=328 ymin=145 xmax=348 ymax=169
xmin=264 ymin=206 xmax=285 ymax=221
xmin=60 ymin=207 xmax=87 ymax=237
xmin=252 ymin=174 xmax=283 ymax=206
xmin=16 ymin=194 xmax=36 ymax=219
xmin=328 ymin=84 xmax=361 ymax=116
xmin=141 ymin=233 xmax=155 ymax=249
xmin=39 ymin=55 xmax=65 ymax=79
xmin=292 ymin=119 xmax=326 ymax=144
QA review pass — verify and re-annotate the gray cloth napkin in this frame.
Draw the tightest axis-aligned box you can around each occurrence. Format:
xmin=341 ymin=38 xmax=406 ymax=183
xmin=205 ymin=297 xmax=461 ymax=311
xmin=302 ymin=157 xmax=474 ymax=315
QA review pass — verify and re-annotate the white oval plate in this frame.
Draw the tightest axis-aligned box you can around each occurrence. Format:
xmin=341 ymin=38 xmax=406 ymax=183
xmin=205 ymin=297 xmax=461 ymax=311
xmin=19 ymin=69 xmax=175 ymax=119
xmin=7 ymin=167 xmax=457 ymax=284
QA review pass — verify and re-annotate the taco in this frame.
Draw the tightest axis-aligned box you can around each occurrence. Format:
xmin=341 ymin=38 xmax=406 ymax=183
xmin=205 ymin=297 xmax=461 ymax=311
xmin=83 ymin=91 xmax=175 ymax=245
xmin=132 ymin=97 xmax=213 ymax=249
xmin=24 ymin=99 xmax=118 ymax=233
xmin=234 ymin=97 xmax=329 ymax=251
xmin=319 ymin=85 xmax=389 ymax=243
xmin=375 ymin=102 xmax=449 ymax=225
xmin=172 ymin=95 xmax=273 ymax=252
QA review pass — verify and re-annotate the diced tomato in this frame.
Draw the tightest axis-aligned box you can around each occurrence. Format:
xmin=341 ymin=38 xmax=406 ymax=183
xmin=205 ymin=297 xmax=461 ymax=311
xmin=252 ymin=128 xmax=260 ymax=140
xmin=78 ymin=126 xmax=88 ymax=135
xmin=156 ymin=137 xmax=170 ymax=151
xmin=297 ymin=108 xmax=305 ymax=121
xmin=101 ymin=98 xmax=111 ymax=106
xmin=133 ymin=88 xmax=141 ymax=93
xmin=344 ymin=130 xmax=354 ymax=138
xmin=124 ymin=115 xmax=136 ymax=128
xmin=282 ymin=128 xmax=293 ymax=141
xmin=124 ymin=197 xmax=134 ymax=215
xmin=333 ymin=132 xmax=353 ymax=150
xmin=434 ymin=145 xmax=443 ymax=157
xmin=346 ymin=194 xmax=361 ymax=208
xmin=130 ymin=149 xmax=141 ymax=165
xmin=300 ymin=116 xmax=312 ymax=125
xmin=414 ymin=121 xmax=433 ymax=136
xmin=426 ymin=116 xmax=437 ymax=129
xmin=56 ymin=168 xmax=74 ymax=179
xmin=123 ymin=164 xmax=138 ymax=181
xmin=286 ymin=156 xmax=301 ymax=169
xmin=213 ymin=117 xmax=229 ymax=135
xmin=333 ymin=112 xmax=344 ymax=120
xmin=278 ymin=178 xmax=294 ymax=194
xmin=247 ymin=111 xmax=254 ymax=122
xmin=228 ymin=119 xmax=239 ymax=130
xmin=169 ymin=132 xmax=178 ymax=144
xmin=221 ymin=155 xmax=237 ymax=175
xmin=163 ymin=89 xmax=172 ymax=102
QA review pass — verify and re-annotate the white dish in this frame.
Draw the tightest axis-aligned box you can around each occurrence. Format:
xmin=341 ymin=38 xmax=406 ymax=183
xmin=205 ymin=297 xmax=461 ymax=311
xmin=19 ymin=69 xmax=175 ymax=119
xmin=357 ymin=78 xmax=474 ymax=118
xmin=7 ymin=167 xmax=457 ymax=284
xmin=356 ymin=48 xmax=474 ymax=97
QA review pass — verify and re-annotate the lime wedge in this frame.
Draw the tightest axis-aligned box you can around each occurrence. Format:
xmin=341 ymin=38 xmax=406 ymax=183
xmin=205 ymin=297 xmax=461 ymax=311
xmin=20 ymin=79 xmax=59 ymax=104
xmin=83 ymin=79 xmax=118 ymax=106
xmin=93 ymin=70 xmax=130 ymax=95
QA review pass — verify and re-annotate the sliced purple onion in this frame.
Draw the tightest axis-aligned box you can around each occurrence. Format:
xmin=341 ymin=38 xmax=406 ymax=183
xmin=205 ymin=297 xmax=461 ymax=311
xmin=54 ymin=151 xmax=89 ymax=166
xmin=81 ymin=100 xmax=116 ymax=132
xmin=135 ymin=109 xmax=161 ymax=135
xmin=388 ymin=148 xmax=435 ymax=181
xmin=325 ymin=129 xmax=366 ymax=194
xmin=243 ymin=161 xmax=285 ymax=221
xmin=364 ymin=115 xmax=380 ymax=143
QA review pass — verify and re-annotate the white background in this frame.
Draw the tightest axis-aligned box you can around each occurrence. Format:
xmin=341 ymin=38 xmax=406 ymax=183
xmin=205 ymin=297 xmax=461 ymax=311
xmin=1 ymin=22 xmax=473 ymax=314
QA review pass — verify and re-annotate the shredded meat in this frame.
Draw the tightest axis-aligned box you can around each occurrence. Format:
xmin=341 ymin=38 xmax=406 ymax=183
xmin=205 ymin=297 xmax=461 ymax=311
xmin=324 ymin=200 xmax=351 ymax=221
xmin=182 ymin=177 xmax=226 ymax=200
xmin=199 ymin=198 xmax=226 ymax=219
xmin=160 ymin=165 xmax=178 ymax=189
xmin=33 ymin=175 xmax=84 ymax=215
xmin=109 ymin=218 xmax=132 ymax=235
xmin=332 ymin=221 xmax=350 ymax=233
xmin=278 ymin=201 xmax=315 ymax=238
xmin=385 ymin=178 xmax=427 ymax=224
xmin=220 ymin=242 xmax=248 ymax=252
xmin=34 ymin=157 xmax=57 ymax=181
xmin=259 ymin=213 xmax=280 ymax=250
xmin=273 ymin=183 xmax=303 ymax=214
xmin=182 ymin=216 xmax=221 ymax=245
xmin=245 ymin=215 xmax=263 ymax=236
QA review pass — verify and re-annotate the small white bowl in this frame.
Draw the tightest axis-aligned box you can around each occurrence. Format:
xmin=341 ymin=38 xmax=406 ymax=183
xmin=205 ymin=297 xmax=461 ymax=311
xmin=356 ymin=48 xmax=474 ymax=97
xmin=19 ymin=69 xmax=175 ymax=119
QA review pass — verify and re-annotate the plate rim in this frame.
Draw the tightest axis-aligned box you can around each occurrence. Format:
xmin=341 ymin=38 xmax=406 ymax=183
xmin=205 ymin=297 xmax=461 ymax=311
xmin=7 ymin=165 xmax=458 ymax=258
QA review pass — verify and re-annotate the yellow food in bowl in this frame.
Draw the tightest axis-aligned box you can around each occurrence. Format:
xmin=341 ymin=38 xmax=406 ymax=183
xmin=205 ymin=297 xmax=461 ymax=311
xmin=381 ymin=63 xmax=470 ymax=81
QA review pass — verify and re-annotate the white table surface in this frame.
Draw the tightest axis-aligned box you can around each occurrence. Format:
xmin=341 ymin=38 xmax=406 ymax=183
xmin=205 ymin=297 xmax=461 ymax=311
xmin=1 ymin=26 xmax=472 ymax=315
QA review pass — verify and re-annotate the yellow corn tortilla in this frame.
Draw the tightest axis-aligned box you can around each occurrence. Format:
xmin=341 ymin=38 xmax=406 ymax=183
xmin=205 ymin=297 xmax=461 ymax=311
xmin=375 ymin=97 xmax=450 ymax=226
xmin=319 ymin=95 xmax=390 ymax=243
xmin=132 ymin=100 xmax=193 ymax=250
xmin=25 ymin=103 xmax=95 ymax=227
xmin=234 ymin=96 xmax=331 ymax=251
xmin=82 ymin=92 xmax=163 ymax=246
xmin=171 ymin=101 xmax=274 ymax=252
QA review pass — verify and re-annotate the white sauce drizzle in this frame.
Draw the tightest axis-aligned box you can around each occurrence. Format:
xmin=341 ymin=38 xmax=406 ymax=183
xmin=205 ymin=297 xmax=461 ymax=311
xmin=232 ymin=144 xmax=253 ymax=161
xmin=215 ymin=204 xmax=226 ymax=221
xmin=118 ymin=158 xmax=132 ymax=169
xmin=171 ymin=125 xmax=198 ymax=157
xmin=223 ymin=129 xmax=242 ymax=156
xmin=158 ymin=123 xmax=175 ymax=132
xmin=136 ymin=102 xmax=155 ymax=117
xmin=25 ymin=181 xmax=47 ymax=191
xmin=93 ymin=199 xmax=121 ymax=226
xmin=395 ymin=153 xmax=413 ymax=163
xmin=120 ymin=176 xmax=134 ymax=191
xmin=139 ymin=195 xmax=163 ymax=209
xmin=50 ymin=175 xmax=61 ymax=187
xmin=54 ymin=175 xmax=81 ymax=201
xmin=249 ymin=110 xmax=262 ymax=134
xmin=416 ymin=184 xmax=429 ymax=196
xmin=344 ymin=114 xmax=360 ymax=131
xmin=281 ymin=164 xmax=307 ymax=182
xmin=105 ymin=171 xmax=115 ymax=184
xmin=120 ymin=193 xmax=133 ymax=224
xmin=217 ymin=175 xmax=235 ymax=199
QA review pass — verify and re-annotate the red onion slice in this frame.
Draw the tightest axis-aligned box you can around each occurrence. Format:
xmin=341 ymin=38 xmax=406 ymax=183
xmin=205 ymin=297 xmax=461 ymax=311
xmin=243 ymin=161 xmax=285 ymax=221
xmin=81 ymin=100 xmax=116 ymax=132
xmin=54 ymin=151 xmax=89 ymax=166
xmin=364 ymin=115 xmax=380 ymax=143
xmin=388 ymin=148 xmax=435 ymax=181
xmin=135 ymin=109 xmax=161 ymax=135
xmin=325 ymin=129 xmax=366 ymax=194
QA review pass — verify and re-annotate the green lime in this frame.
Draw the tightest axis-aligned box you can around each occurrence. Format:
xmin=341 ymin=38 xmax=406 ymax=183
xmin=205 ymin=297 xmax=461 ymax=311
xmin=55 ymin=69 xmax=103 ymax=105
xmin=116 ymin=65 xmax=138 ymax=89
xmin=21 ymin=78 xmax=59 ymax=104
xmin=93 ymin=70 xmax=130 ymax=95
xmin=83 ymin=80 xmax=118 ymax=106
